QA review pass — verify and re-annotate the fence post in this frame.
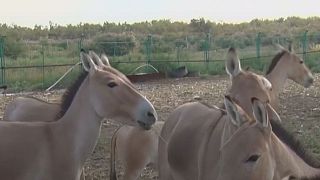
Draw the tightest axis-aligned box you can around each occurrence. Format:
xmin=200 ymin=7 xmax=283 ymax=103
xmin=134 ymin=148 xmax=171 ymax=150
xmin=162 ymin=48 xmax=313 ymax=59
xmin=204 ymin=33 xmax=211 ymax=72
xmin=0 ymin=36 xmax=5 ymax=85
xmin=41 ymin=43 xmax=45 ymax=90
xmin=302 ymin=30 xmax=308 ymax=61
xmin=145 ymin=34 xmax=152 ymax=64
xmin=256 ymin=32 xmax=261 ymax=59
xmin=79 ymin=34 xmax=84 ymax=71
xmin=176 ymin=46 xmax=181 ymax=65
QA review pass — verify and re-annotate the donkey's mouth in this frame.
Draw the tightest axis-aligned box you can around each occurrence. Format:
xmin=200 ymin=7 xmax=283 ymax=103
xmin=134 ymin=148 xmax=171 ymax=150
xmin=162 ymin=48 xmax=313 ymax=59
xmin=137 ymin=121 xmax=152 ymax=130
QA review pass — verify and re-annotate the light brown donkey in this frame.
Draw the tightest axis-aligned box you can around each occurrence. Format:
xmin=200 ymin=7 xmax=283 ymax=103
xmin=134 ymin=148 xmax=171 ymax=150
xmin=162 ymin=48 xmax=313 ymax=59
xmin=160 ymin=95 xmax=320 ymax=180
xmin=0 ymin=51 xmax=157 ymax=180
xmin=158 ymin=47 xmax=280 ymax=180
xmin=265 ymin=45 xmax=313 ymax=110
xmin=110 ymin=121 xmax=164 ymax=180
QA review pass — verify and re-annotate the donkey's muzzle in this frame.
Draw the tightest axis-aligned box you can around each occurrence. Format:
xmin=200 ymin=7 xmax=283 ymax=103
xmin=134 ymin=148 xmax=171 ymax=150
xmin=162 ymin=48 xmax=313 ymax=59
xmin=304 ymin=77 xmax=314 ymax=88
xmin=135 ymin=99 xmax=158 ymax=130
xmin=137 ymin=110 xmax=157 ymax=130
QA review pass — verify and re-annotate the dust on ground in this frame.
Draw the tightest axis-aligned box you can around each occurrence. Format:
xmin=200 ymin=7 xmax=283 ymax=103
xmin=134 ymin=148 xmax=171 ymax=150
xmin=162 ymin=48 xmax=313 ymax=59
xmin=0 ymin=74 xmax=319 ymax=180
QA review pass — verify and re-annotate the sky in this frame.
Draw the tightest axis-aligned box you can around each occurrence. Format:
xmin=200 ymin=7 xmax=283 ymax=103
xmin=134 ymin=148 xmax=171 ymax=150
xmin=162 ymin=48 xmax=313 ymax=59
xmin=1 ymin=0 xmax=320 ymax=27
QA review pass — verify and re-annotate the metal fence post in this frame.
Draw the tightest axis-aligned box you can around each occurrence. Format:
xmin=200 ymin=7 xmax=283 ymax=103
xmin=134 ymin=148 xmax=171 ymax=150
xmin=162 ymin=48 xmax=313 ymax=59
xmin=302 ymin=30 xmax=308 ymax=61
xmin=0 ymin=36 xmax=5 ymax=85
xmin=41 ymin=43 xmax=45 ymax=90
xmin=256 ymin=32 xmax=261 ymax=59
xmin=176 ymin=46 xmax=181 ymax=65
xmin=204 ymin=33 xmax=211 ymax=72
xmin=79 ymin=34 xmax=84 ymax=71
xmin=145 ymin=34 xmax=152 ymax=65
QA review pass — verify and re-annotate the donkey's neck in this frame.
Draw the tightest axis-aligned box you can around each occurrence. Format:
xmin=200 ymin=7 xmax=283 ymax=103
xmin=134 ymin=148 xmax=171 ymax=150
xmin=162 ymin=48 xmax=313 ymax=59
xmin=199 ymin=114 xmax=230 ymax=179
xmin=56 ymin=77 xmax=103 ymax=176
xmin=266 ymin=59 xmax=288 ymax=99
xmin=272 ymin=135 xmax=320 ymax=179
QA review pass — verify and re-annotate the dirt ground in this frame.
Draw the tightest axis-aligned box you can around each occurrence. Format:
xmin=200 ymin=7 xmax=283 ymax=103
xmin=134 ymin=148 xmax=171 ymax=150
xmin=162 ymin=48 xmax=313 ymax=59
xmin=0 ymin=74 xmax=319 ymax=180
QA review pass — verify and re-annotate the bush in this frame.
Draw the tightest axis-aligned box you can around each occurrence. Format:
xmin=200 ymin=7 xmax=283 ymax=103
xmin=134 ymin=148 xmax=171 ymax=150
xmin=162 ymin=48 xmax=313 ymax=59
xmin=4 ymin=37 xmax=26 ymax=60
xmin=89 ymin=33 xmax=136 ymax=56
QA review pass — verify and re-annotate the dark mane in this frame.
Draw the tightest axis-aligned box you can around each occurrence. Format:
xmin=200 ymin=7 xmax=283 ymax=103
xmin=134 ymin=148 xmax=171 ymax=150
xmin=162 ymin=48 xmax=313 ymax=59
xmin=270 ymin=119 xmax=320 ymax=169
xmin=266 ymin=50 xmax=287 ymax=75
xmin=55 ymin=71 xmax=88 ymax=119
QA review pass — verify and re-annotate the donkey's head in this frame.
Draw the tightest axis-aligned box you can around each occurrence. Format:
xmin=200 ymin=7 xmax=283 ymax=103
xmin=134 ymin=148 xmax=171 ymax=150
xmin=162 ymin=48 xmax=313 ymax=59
xmin=80 ymin=51 xmax=157 ymax=130
xmin=279 ymin=45 xmax=313 ymax=88
xmin=218 ymin=96 xmax=277 ymax=180
xmin=226 ymin=47 xmax=272 ymax=118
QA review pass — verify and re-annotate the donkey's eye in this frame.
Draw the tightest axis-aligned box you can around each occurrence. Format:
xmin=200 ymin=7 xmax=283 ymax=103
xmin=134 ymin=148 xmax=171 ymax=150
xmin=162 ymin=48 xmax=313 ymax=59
xmin=107 ymin=82 xmax=118 ymax=88
xmin=300 ymin=61 xmax=304 ymax=64
xmin=245 ymin=154 xmax=260 ymax=163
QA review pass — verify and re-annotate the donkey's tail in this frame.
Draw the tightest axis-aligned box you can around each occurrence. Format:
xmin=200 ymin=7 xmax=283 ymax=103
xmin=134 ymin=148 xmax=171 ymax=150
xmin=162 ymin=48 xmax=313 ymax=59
xmin=110 ymin=127 xmax=121 ymax=180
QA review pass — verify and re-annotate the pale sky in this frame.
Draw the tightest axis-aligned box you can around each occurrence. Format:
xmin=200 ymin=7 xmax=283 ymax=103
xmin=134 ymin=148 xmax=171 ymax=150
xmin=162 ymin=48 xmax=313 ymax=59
xmin=1 ymin=0 xmax=320 ymax=27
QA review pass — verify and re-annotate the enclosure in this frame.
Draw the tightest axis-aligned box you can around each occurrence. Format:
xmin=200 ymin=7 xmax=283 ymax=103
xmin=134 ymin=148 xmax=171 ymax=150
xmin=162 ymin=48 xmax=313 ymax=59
xmin=1 ymin=31 xmax=320 ymax=92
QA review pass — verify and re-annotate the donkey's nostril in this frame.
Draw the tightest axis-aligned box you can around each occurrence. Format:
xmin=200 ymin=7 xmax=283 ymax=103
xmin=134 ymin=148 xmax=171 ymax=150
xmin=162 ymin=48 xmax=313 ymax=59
xmin=147 ymin=111 xmax=155 ymax=118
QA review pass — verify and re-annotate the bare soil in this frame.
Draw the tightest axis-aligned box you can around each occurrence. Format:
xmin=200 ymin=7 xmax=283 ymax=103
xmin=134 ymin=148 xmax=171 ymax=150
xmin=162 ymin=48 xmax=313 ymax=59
xmin=0 ymin=74 xmax=319 ymax=180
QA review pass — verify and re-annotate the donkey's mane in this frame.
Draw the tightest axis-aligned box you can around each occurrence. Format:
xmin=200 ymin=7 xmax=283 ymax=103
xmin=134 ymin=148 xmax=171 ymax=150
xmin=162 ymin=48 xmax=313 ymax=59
xmin=270 ymin=119 xmax=320 ymax=169
xmin=55 ymin=71 xmax=88 ymax=119
xmin=266 ymin=50 xmax=287 ymax=75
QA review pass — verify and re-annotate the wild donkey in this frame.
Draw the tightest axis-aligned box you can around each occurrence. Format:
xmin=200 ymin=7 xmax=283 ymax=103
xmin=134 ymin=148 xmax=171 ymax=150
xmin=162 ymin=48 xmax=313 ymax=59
xmin=159 ymin=94 xmax=320 ymax=180
xmin=0 ymin=51 xmax=157 ymax=180
xmin=110 ymin=121 xmax=164 ymax=180
xmin=265 ymin=45 xmax=313 ymax=110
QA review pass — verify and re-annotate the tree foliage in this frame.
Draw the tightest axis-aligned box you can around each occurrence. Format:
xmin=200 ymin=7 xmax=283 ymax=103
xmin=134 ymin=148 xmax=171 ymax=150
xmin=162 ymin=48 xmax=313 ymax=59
xmin=1 ymin=17 xmax=320 ymax=57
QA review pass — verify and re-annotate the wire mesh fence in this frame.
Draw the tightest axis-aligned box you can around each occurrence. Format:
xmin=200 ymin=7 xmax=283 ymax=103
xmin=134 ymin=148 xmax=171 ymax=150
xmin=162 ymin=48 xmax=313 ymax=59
xmin=0 ymin=32 xmax=320 ymax=92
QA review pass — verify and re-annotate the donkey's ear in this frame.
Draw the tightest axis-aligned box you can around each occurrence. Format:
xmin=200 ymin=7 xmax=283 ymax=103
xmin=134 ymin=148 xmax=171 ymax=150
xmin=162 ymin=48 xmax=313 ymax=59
xmin=100 ymin=53 xmax=111 ymax=66
xmin=89 ymin=51 xmax=105 ymax=67
xmin=80 ymin=51 xmax=98 ymax=72
xmin=226 ymin=47 xmax=242 ymax=77
xmin=266 ymin=103 xmax=281 ymax=123
xmin=224 ymin=95 xmax=246 ymax=127
xmin=251 ymin=97 xmax=269 ymax=128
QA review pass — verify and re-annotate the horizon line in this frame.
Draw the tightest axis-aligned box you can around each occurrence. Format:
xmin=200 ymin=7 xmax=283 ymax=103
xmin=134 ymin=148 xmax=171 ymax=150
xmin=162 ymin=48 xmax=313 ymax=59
xmin=1 ymin=15 xmax=319 ymax=29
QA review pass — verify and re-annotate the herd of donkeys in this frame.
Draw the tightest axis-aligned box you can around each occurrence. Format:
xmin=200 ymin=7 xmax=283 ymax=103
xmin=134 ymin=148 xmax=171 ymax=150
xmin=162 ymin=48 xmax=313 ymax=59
xmin=0 ymin=46 xmax=318 ymax=180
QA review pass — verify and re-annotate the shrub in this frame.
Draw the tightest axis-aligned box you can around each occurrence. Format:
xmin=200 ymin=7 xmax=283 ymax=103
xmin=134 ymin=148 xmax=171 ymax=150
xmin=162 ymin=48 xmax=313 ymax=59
xmin=4 ymin=37 xmax=26 ymax=60
xmin=89 ymin=33 xmax=136 ymax=56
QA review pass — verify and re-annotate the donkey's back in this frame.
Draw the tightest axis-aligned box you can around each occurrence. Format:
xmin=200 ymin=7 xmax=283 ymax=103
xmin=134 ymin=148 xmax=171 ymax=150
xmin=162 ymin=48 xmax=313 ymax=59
xmin=3 ymin=96 xmax=60 ymax=122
